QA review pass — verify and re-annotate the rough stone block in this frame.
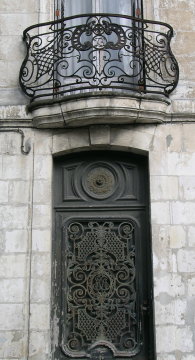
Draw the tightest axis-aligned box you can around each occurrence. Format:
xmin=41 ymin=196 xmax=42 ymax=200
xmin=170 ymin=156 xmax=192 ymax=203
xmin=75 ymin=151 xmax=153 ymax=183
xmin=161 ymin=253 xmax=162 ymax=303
xmin=0 ymin=231 xmax=4 ymax=252
xmin=0 ymin=156 xmax=2 ymax=179
xmin=155 ymin=123 xmax=183 ymax=153
xmin=156 ymin=325 xmax=176 ymax=353
xmin=30 ymin=278 xmax=50 ymax=303
xmin=170 ymin=225 xmax=186 ymax=248
xmin=0 ymin=181 xmax=8 ymax=202
xmin=0 ymin=61 xmax=8 ymax=87
xmin=154 ymin=274 xmax=185 ymax=297
xmin=0 ymin=331 xmax=25 ymax=358
xmin=2 ymin=155 xmax=31 ymax=180
xmin=126 ymin=128 xmax=154 ymax=152
xmin=156 ymin=326 xmax=193 ymax=353
xmin=52 ymin=133 xmax=70 ymax=155
xmin=175 ymin=327 xmax=194 ymax=352
xmin=158 ymin=9 xmax=194 ymax=31
xmin=0 ymin=254 xmax=26 ymax=278
xmin=173 ymin=32 xmax=195 ymax=57
xmin=89 ymin=125 xmax=110 ymax=146
xmin=157 ymin=356 xmax=176 ymax=360
xmin=150 ymin=176 xmax=178 ymax=200
xmin=177 ymin=249 xmax=195 ymax=272
xmin=152 ymin=225 xmax=176 ymax=272
xmin=4 ymin=230 xmax=28 ymax=252
xmin=29 ymin=331 xmax=49 ymax=357
xmin=179 ymin=176 xmax=195 ymax=200
xmin=155 ymin=299 xmax=186 ymax=325
xmin=171 ymin=202 xmax=195 ymax=225
xmin=32 ymin=230 xmax=51 ymax=252
xmin=188 ymin=278 xmax=195 ymax=297
xmin=153 ymin=249 xmax=177 ymax=273
xmin=167 ymin=153 xmax=195 ymax=176
xmin=0 ymin=133 xmax=21 ymax=155
xmin=0 ymin=279 xmax=25 ymax=303
xmin=30 ymin=304 xmax=50 ymax=330
xmin=0 ymin=304 xmax=24 ymax=330
xmin=0 ymin=205 xmax=28 ymax=229
xmin=0 ymin=0 xmax=38 ymax=13
xmin=0 ymin=105 xmax=30 ymax=120
xmin=9 ymin=181 xmax=30 ymax=203
xmin=158 ymin=0 xmax=194 ymax=11
xmin=33 ymin=180 xmax=51 ymax=204
xmin=171 ymin=99 xmax=194 ymax=114
xmin=5 ymin=60 xmax=23 ymax=88
xmin=31 ymin=254 xmax=50 ymax=278
xmin=151 ymin=202 xmax=170 ymax=225
xmin=28 ymin=353 xmax=48 ymax=360
xmin=110 ymin=127 xmax=134 ymax=147
xmin=188 ymin=226 xmax=195 ymax=247
xmin=0 ymin=36 xmax=24 ymax=62
xmin=32 ymin=205 xmax=51 ymax=228
xmin=0 ymin=88 xmax=28 ymax=106
xmin=0 ymin=13 xmax=38 ymax=36
xmin=181 ymin=355 xmax=195 ymax=360
xmin=34 ymin=155 xmax=52 ymax=180
xmin=152 ymin=225 xmax=170 ymax=248
xmin=149 ymin=152 xmax=167 ymax=176
xmin=34 ymin=131 xmax=52 ymax=155
xmin=179 ymin=57 xmax=195 ymax=82
xmin=67 ymin=129 xmax=90 ymax=151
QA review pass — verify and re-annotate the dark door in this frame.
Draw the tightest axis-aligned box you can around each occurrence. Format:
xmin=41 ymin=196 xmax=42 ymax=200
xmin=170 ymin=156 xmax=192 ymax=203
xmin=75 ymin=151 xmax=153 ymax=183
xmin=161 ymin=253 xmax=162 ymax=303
xmin=52 ymin=151 xmax=155 ymax=360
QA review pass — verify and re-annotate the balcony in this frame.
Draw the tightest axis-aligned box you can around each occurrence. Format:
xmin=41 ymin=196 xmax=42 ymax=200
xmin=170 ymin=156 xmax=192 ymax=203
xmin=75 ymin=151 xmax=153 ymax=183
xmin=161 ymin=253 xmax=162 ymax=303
xmin=19 ymin=14 xmax=179 ymax=127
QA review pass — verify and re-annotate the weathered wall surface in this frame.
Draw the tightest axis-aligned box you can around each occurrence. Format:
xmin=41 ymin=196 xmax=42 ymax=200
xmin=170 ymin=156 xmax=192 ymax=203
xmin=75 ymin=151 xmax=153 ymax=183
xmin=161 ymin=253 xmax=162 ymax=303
xmin=0 ymin=125 xmax=195 ymax=359
xmin=153 ymin=0 xmax=195 ymax=114
xmin=0 ymin=0 xmax=195 ymax=359
xmin=0 ymin=129 xmax=52 ymax=360
xmin=0 ymin=0 xmax=52 ymax=106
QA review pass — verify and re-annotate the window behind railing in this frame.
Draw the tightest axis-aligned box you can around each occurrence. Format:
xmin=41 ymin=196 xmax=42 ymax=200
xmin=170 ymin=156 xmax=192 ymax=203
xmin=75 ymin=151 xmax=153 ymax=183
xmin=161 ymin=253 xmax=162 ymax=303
xmin=19 ymin=1 xmax=179 ymax=101
xmin=54 ymin=0 xmax=143 ymax=19
xmin=53 ymin=0 xmax=144 ymax=97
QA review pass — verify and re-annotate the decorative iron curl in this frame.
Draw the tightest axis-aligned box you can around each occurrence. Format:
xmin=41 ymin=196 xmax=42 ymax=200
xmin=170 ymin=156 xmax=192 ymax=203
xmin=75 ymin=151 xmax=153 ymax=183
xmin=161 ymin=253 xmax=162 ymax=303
xmin=19 ymin=13 xmax=179 ymax=101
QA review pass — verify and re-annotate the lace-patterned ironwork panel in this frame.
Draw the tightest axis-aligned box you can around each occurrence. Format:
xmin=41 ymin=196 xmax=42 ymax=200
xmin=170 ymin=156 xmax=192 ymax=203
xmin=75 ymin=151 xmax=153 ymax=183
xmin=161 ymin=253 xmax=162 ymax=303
xmin=20 ymin=14 xmax=179 ymax=101
xmin=61 ymin=220 xmax=141 ymax=359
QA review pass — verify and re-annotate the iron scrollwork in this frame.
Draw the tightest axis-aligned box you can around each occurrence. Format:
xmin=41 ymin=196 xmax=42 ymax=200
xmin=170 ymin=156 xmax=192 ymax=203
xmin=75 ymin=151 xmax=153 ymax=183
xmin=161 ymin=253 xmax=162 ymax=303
xmin=19 ymin=14 xmax=179 ymax=101
xmin=61 ymin=220 xmax=141 ymax=359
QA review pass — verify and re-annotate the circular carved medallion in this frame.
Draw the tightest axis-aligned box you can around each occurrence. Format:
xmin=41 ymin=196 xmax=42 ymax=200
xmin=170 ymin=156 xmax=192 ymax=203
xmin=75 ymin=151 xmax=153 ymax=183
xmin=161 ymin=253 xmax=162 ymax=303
xmin=84 ymin=166 xmax=116 ymax=198
xmin=88 ymin=270 xmax=115 ymax=299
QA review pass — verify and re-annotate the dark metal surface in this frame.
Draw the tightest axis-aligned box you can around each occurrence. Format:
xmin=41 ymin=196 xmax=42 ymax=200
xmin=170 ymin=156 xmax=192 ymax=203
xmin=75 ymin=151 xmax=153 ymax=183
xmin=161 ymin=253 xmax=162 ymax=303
xmin=62 ymin=219 xmax=140 ymax=358
xmin=19 ymin=14 xmax=179 ymax=102
xmin=52 ymin=152 xmax=155 ymax=360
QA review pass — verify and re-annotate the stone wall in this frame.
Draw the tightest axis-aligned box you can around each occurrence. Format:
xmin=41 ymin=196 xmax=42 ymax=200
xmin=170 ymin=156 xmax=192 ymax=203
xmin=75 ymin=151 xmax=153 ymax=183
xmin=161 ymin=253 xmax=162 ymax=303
xmin=153 ymin=0 xmax=195 ymax=115
xmin=0 ymin=0 xmax=195 ymax=359
xmin=0 ymin=0 xmax=51 ymax=106
xmin=0 ymin=124 xmax=195 ymax=359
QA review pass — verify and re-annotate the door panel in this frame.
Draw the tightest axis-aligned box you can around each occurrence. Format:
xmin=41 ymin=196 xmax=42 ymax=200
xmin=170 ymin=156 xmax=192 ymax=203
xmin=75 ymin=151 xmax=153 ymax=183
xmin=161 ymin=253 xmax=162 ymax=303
xmin=52 ymin=152 xmax=155 ymax=360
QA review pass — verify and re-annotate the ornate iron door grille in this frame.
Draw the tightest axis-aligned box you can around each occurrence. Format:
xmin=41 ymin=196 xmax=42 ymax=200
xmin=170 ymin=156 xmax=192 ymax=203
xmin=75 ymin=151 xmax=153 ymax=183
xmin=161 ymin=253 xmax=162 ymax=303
xmin=61 ymin=219 xmax=141 ymax=359
xmin=53 ymin=152 xmax=155 ymax=360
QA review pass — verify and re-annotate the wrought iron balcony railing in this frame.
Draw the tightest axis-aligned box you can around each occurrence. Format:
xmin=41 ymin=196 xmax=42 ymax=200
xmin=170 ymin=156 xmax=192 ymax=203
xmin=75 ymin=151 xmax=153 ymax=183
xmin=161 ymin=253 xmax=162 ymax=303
xmin=19 ymin=14 xmax=179 ymax=102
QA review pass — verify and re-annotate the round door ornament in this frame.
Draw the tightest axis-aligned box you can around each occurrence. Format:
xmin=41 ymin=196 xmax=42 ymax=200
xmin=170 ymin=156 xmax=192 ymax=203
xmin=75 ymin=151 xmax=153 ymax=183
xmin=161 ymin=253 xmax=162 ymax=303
xmin=83 ymin=165 xmax=117 ymax=199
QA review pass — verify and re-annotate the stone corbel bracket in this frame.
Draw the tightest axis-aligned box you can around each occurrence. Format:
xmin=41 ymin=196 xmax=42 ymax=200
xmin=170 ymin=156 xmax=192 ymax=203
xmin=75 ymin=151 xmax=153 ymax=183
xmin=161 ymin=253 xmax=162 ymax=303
xmin=27 ymin=92 xmax=170 ymax=129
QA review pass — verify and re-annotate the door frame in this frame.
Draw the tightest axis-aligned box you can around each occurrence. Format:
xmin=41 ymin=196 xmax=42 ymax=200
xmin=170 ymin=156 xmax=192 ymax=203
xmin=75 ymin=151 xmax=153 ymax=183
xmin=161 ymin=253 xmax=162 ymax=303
xmin=51 ymin=150 xmax=156 ymax=360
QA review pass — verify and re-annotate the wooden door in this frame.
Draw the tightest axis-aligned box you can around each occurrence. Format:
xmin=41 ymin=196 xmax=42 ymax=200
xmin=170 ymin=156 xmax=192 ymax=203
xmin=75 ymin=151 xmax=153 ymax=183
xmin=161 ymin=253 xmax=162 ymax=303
xmin=52 ymin=151 xmax=155 ymax=360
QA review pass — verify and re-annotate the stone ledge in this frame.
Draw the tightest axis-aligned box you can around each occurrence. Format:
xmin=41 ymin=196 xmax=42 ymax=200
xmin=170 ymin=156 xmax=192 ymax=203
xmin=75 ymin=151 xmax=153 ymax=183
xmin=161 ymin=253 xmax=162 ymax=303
xmin=28 ymin=92 xmax=170 ymax=128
